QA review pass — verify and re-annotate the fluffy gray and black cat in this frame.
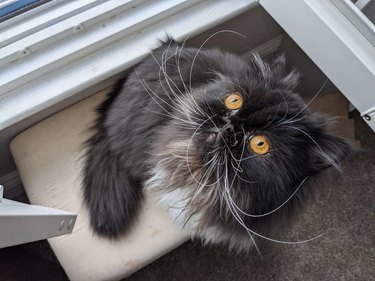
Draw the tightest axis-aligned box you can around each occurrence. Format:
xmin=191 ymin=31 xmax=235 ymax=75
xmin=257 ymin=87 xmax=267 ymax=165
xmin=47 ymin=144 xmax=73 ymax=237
xmin=83 ymin=38 xmax=351 ymax=251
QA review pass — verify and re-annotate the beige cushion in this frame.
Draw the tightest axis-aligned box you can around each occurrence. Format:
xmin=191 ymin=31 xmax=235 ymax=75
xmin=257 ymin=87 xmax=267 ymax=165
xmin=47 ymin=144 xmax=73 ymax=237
xmin=10 ymin=90 xmax=189 ymax=281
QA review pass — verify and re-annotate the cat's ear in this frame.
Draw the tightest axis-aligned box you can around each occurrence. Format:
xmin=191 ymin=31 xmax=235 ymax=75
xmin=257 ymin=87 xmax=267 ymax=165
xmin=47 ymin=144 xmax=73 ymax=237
xmin=270 ymin=54 xmax=287 ymax=77
xmin=158 ymin=34 xmax=178 ymax=47
xmin=271 ymin=54 xmax=300 ymax=90
xmin=281 ymin=68 xmax=300 ymax=90
xmin=308 ymin=133 xmax=352 ymax=173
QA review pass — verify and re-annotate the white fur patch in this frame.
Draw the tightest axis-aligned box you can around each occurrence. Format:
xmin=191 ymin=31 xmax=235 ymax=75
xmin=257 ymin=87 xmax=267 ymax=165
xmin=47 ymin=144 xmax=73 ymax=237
xmin=145 ymin=165 xmax=254 ymax=252
xmin=145 ymin=165 xmax=200 ymax=231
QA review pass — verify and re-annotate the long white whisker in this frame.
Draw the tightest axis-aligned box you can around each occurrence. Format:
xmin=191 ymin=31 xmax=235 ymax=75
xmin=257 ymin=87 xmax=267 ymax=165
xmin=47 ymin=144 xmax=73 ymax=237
xmin=230 ymin=177 xmax=309 ymax=218
xmin=150 ymin=52 xmax=204 ymax=122
xmin=286 ymin=125 xmax=341 ymax=172
xmin=158 ymin=40 xmax=209 ymax=119
xmin=226 ymin=187 xmax=325 ymax=245
xmin=222 ymin=149 xmax=325 ymax=245
xmin=137 ymin=71 xmax=202 ymax=127
xmin=186 ymin=115 xmax=218 ymax=186
xmin=222 ymin=154 xmax=260 ymax=254
xmin=288 ymin=78 xmax=328 ymax=122
xmin=205 ymin=117 xmax=242 ymax=163
xmin=189 ymin=30 xmax=246 ymax=94
xmin=142 ymin=107 xmax=196 ymax=128
xmin=151 ymin=48 xmax=209 ymax=122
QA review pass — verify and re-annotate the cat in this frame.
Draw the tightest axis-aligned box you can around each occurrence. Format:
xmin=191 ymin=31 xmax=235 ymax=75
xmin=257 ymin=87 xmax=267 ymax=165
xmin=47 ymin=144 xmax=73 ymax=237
xmin=82 ymin=37 xmax=351 ymax=251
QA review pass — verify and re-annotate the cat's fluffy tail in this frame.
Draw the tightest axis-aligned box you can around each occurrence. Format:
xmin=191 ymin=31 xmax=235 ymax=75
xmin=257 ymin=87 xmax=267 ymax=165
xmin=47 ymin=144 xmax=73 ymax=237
xmin=82 ymin=128 xmax=142 ymax=239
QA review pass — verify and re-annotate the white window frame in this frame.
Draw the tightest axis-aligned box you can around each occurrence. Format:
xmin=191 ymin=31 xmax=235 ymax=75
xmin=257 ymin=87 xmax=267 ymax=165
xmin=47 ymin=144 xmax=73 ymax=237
xmin=258 ymin=0 xmax=375 ymax=131
xmin=330 ymin=0 xmax=375 ymax=45
xmin=0 ymin=0 xmax=256 ymax=130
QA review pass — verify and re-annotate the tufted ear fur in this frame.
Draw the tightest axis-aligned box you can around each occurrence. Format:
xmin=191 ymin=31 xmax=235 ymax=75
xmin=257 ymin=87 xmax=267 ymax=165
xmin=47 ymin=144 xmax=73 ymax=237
xmin=280 ymin=68 xmax=300 ymax=90
xmin=270 ymin=54 xmax=287 ymax=78
xmin=270 ymin=54 xmax=300 ymax=90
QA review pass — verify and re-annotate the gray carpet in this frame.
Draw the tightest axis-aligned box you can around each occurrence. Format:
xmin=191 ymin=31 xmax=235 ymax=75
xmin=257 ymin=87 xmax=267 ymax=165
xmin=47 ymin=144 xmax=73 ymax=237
xmin=0 ymin=112 xmax=374 ymax=281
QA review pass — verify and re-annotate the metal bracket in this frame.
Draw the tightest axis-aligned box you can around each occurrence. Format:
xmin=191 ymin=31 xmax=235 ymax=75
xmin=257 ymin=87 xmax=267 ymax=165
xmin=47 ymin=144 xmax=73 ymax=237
xmin=361 ymin=106 xmax=375 ymax=124
xmin=0 ymin=191 xmax=77 ymax=248
xmin=0 ymin=185 xmax=3 ymax=203
xmin=362 ymin=106 xmax=375 ymax=116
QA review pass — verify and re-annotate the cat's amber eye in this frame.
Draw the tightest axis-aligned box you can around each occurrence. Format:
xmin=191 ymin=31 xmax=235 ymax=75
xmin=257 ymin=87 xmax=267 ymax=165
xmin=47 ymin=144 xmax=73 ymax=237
xmin=224 ymin=92 xmax=243 ymax=110
xmin=249 ymin=135 xmax=270 ymax=155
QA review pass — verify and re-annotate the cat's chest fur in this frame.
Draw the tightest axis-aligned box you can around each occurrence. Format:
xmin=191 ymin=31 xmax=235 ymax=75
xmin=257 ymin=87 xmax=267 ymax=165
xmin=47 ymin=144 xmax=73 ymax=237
xmin=146 ymin=164 xmax=253 ymax=252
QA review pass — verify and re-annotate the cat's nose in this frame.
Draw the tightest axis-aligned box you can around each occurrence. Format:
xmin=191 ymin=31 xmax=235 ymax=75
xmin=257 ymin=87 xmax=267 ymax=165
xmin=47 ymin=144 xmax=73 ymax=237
xmin=222 ymin=123 xmax=239 ymax=146
xmin=222 ymin=123 xmax=234 ymax=133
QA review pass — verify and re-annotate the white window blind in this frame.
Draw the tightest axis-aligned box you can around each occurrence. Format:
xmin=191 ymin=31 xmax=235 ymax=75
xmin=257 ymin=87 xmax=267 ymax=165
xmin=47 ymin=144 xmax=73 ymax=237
xmin=0 ymin=0 xmax=255 ymax=130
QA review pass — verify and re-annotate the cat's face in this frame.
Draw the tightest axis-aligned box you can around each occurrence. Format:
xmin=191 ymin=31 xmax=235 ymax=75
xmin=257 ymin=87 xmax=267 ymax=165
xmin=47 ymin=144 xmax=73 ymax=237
xmin=150 ymin=54 xmax=350 ymax=238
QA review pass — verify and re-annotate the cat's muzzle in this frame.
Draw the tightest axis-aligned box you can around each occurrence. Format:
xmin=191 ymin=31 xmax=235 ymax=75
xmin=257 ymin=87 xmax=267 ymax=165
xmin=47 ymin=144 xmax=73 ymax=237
xmin=221 ymin=123 xmax=240 ymax=147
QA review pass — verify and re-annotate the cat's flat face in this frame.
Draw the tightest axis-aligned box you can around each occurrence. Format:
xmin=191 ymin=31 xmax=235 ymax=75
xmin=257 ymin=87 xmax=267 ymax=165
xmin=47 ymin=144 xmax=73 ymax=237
xmin=149 ymin=51 xmax=350 ymax=244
